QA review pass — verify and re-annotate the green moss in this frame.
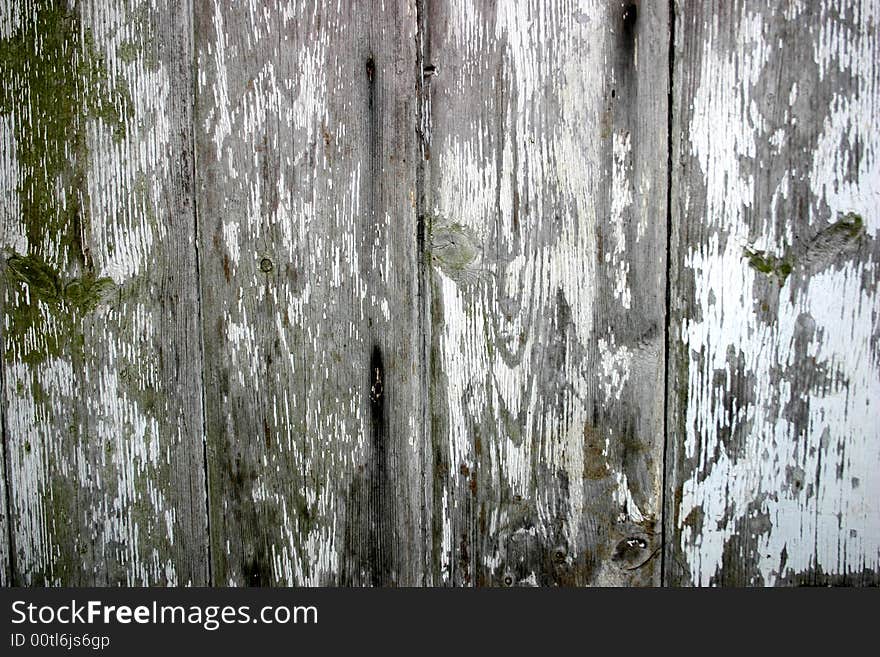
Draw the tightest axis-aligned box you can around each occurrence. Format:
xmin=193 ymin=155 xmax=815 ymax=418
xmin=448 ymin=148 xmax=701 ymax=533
xmin=64 ymin=271 xmax=116 ymax=313
xmin=122 ymin=1 xmax=160 ymax=71
xmin=834 ymin=212 xmax=862 ymax=236
xmin=0 ymin=3 xmax=176 ymax=586
xmin=81 ymin=30 xmax=133 ymax=141
xmin=819 ymin=212 xmax=864 ymax=243
xmin=0 ymin=1 xmax=132 ymax=264
xmin=45 ymin=477 xmax=79 ymax=584
xmin=744 ymin=248 xmax=794 ymax=286
xmin=116 ymin=41 xmax=140 ymax=64
xmin=6 ymin=253 xmax=64 ymax=304
xmin=0 ymin=2 xmax=127 ymax=365
xmin=744 ymin=212 xmax=866 ymax=287
xmin=4 ymin=251 xmax=115 ymax=347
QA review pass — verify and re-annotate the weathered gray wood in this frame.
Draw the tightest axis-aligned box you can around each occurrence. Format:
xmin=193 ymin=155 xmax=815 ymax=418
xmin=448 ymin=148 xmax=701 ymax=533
xmin=0 ymin=0 xmax=208 ymax=585
xmin=423 ymin=1 xmax=669 ymax=585
xmin=0 ymin=382 xmax=9 ymax=586
xmin=0 ymin=288 xmax=8 ymax=585
xmin=666 ymin=0 xmax=880 ymax=586
xmin=194 ymin=0 xmax=428 ymax=585
xmin=2 ymin=0 xmax=878 ymax=590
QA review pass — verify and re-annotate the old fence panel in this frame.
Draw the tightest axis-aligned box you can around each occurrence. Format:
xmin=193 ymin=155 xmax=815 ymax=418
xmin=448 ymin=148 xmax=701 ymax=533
xmin=0 ymin=0 xmax=208 ymax=584
xmin=423 ymin=1 xmax=670 ymax=585
xmin=2 ymin=1 xmax=878 ymax=588
xmin=194 ymin=0 xmax=428 ymax=585
xmin=0 ymin=400 xmax=8 ymax=585
xmin=666 ymin=0 xmax=880 ymax=586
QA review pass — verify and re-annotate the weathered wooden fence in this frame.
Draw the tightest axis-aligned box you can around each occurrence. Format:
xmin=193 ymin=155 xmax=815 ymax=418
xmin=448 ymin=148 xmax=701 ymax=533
xmin=0 ymin=0 xmax=877 ymax=586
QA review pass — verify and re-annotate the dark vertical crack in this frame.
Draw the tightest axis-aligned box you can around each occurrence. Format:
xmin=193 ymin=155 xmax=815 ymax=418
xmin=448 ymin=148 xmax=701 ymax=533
xmin=415 ymin=0 xmax=435 ymax=585
xmin=0 ymin=326 xmax=15 ymax=584
xmin=188 ymin=0 xmax=213 ymax=586
xmin=360 ymin=6 xmax=399 ymax=584
xmin=368 ymin=345 xmax=391 ymax=585
xmin=661 ymin=0 xmax=676 ymax=587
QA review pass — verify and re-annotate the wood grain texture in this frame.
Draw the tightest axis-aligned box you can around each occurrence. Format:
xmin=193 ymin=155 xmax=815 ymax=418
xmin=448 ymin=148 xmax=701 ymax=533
xmin=2 ymin=0 xmax=878 ymax=589
xmin=423 ymin=0 xmax=669 ymax=586
xmin=194 ymin=0 xmax=428 ymax=585
xmin=0 ymin=0 xmax=208 ymax=585
xmin=0 ymin=383 xmax=9 ymax=585
xmin=666 ymin=0 xmax=880 ymax=586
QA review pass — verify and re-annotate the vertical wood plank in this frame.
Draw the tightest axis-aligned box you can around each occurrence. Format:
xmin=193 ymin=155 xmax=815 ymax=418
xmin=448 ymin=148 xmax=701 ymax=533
xmin=0 ymin=290 xmax=8 ymax=584
xmin=194 ymin=0 xmax=426 ymax=585
xmin=424 ymin=1 xmax=669 ymax=585
xmin=0 ymin=390 xmax=9 ymax=585
xmin=667 ymin=0 xmax=880 ymax=586
xmin=0 ymin=0 xmax=208 ymax=585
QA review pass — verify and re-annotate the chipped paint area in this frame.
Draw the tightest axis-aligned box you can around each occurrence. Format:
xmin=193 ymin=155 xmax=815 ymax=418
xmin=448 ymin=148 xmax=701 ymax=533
xmin=195 ymin=0 xmax=412 ymax=585
xmin=609 ymin=131 xmax=633 ymax=309
xmin=677 ymin=2 xmax=880 ymax=585
xmin=598 ymin=333 xmax=633 ymax=402
xmin=1 ymin=0 xmax=205 ymax=585
xmin=430 ymin=0 xmax=663 ymax=585
xmin=7 ymin=0 xmax=876 ymax=589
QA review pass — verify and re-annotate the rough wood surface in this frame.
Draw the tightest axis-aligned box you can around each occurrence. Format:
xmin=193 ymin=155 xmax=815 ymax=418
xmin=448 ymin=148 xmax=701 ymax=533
xmin=193 ymin=0 xmax=428 ymax=585
xmin=423 ymin=1 xmax=669 ymax=586
xmin=0 ymin=392 xmax=8 ymax=586
xmin=0 ymin=0 xmax=208 ymax=585
xmin=666 ymin=0 xmax=880 ymax=586
xmin=2 ymin=0 xmax=878 ymax=588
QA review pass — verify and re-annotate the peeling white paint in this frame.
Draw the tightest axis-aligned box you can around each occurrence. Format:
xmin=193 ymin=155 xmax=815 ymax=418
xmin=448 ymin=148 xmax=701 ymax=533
xmin=677 ymin=1 xmax=880 ymax=585
xmin=1 ymin=0 xmax=205 ymax=585
xmin=431 ymin=0 xmax=664 ymax=584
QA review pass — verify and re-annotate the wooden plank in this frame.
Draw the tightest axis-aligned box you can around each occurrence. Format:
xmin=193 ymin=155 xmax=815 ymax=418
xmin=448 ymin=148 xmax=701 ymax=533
xmin=0 ymin=385 xmax=8 ymax=585
xmin=423 ymin=1 xmax=669 ymax=585
xmin=0 ymin=0 xmax=208 ymax=585
xmin=0 ymin=284 xmax=8 ymax=585
xmin=666 ymin=0 xmax=880 ymax=586
xmin=194 ymin=0 xmax=427 ymax=585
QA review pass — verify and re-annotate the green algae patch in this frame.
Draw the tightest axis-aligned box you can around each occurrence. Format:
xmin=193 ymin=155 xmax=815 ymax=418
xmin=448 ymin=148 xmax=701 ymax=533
xmin=744 ymin=248 xmax=794 ymax=286
xmin=1 ymin=2 xmax=128 ymax=364
xmin=64 ymin=273 xmax=116 ymax=313
xmin=4 ymin=251 xmax=115 ymax=365
xmin=806 ymin=212 xmax=865 ymax=256
xmin=81 ymin=29 xmax=134 ymax=141
xmin=6 ymin=252 xmax=115 ymax=313
xmin=0 ymin=0 xmax=133 ymax=266
xmin=0 ymin=2 xmax=174 ymax=587
xmin=826 ymin=212 xmax=864 ymax=240
xmin=116 ymin=41 xmax=140 ymax=65
xmin=744 ymin=212 xmax=867 ymax=287
xmin=5 ymin=253 xmax=65 ymax=305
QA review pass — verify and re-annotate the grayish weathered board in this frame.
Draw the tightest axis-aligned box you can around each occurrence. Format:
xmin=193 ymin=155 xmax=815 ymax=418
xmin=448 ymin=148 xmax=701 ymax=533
xmin=666 ymin=0 xmax=880 ymax=586
xmin=0 ymin=0 xmax=208 ymax=585
xmin=2 ymin=0 xmax=879 ymax=589
xmin=423 ymin=1 xmax=669 ymax=585
xmin=194 ymin=0 xmax=428 ymax=585
xmin=0 ymin=392 xmax=8 ymax=586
